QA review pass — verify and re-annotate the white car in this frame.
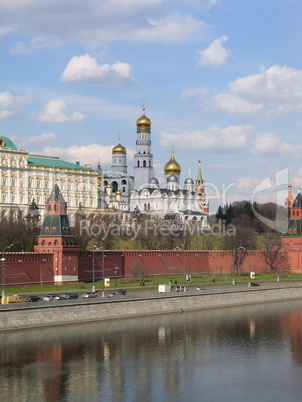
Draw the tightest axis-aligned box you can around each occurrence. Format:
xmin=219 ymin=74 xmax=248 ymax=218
xmin=82 ymin=292 xmax=98 ymax=298
xmin=42 ymin=294 xmax=60 ymax=301
xmin=196 ymin=286 xmax=207 ymax=291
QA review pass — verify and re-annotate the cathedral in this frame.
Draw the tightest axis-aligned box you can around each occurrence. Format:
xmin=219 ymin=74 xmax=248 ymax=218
xmin=101 ymin=105 xmax=209 ymax=224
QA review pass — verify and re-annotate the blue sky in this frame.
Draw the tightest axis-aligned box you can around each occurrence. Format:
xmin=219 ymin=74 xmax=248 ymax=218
xmin=1 ymin=0 xmax=302 ymax=213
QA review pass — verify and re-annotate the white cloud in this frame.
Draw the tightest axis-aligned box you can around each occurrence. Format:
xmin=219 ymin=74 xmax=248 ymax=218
xmin=1 ymin=1 xmax=208 ymax=47
xmin=211 ymin=65 xmax=302 ymax=118
xmin=11 ymin=133 xmax=56 ymax=148
xmin=37 ymin=99 xmax=86 ymax=123
xmin=0 ymin=90 xmax=32 ymax=120
xmin=252 ymin=133 xmax=302 ymax=158
xmin=42 ymin=144 xmax=135 ymax=168
xmin=180 ymin=87 xmax=208 ymax=100
xmin=137 ymin=15 xmax=207 ymax=43
xmin=61 ymin=55 xmax=136 ymax=86
xmin=161 ymin=125 xmax=255 ymax=152
xmin=197 ymin=35 xmax=230 ymax=67
xmin=10 ymin=36 xmax=61 ymax=55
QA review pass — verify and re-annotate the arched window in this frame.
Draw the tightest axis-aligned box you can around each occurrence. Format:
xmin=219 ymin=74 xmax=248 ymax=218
xmin=48 ymin=205 xmax=51 ymax=211
xmin=54 ymin=240 xmax=58 ymax=246
xmin=42 ymin=240 xmax=46 ymax=246
xmin=143 ymin=160 xmax=146 ymax=167
xmin=149 ymin=161 xmax=152 ymax=167
xmin=137 ymin=161 xmax=140 ymax=167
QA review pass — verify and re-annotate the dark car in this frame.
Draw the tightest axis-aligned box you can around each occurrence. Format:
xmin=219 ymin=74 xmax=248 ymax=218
xmin=24 ymin=295 xmax=41 ymax=302
xmin=117 ymin=289 xmax=127 ymax=295
xmin=108 ymin=289 xmax=127 ymax=297
xmin=63 ymin=292 xmax=79 ymax=299
xmin=250 ymin=283 xmax=260 ymax=287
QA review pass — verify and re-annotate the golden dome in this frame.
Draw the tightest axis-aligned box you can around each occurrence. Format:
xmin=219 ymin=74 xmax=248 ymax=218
xmin=164 ymin=151 xmax=181 ymax=175
xmin=116 ymin=189 xmax=122 ymax=196
xmin=136 ymin=106 xmax=151 ymax=127
xmin=112 ymin=136 xmax=126 ymax=154
xmin=106 ymin=183 xmax=112 ymax=188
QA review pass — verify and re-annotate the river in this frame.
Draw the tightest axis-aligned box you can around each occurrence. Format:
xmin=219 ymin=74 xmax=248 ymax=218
xmin=0 ymin=300 xmax=302 ymax=401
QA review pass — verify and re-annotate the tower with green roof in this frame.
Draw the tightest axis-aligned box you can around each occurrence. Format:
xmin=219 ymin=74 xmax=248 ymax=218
xmin=35 ymin=184 xmax=79 ymax=284
xmin=282 ymin=189 xmax=302 ymax=248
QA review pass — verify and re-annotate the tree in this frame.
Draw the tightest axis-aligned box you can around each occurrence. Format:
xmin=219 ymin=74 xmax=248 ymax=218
xmin=262 ymin=233 xmax=284 ymax=273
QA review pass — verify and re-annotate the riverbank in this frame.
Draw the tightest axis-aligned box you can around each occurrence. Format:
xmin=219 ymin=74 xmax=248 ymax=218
xmin=1 ymin=285 xmax=302 ymax=332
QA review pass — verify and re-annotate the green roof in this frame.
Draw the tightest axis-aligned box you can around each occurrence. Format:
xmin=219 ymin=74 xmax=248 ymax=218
xmin=0 ymin=136 xmax=18 ymax=149
xmin=28 ymin=156 xmax=93 ymax=171
xmin=40 ymin=215 xmax=73 ymax=237
xmin=283 ymin=219 xmax=302 ymax=237
xmin=292 ymin=192 xmax=302 ymax=208
xmin=48 ymin=184 xmax=65 ymax=203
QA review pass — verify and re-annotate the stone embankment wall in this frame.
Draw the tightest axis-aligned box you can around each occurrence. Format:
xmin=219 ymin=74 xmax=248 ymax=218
xmin=1 ymin=286 xmax=302 ymax=332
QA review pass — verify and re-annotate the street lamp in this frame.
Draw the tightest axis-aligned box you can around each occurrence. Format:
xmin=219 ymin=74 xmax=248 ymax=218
xmin=102 ymin=251 xmax=106 ymax=298
xmin=92 ymin=246 xmax=100 ymax=293
xmin=184 ymin=250 xmax=187 ymax=291
xmin=2 ymin=244 xmax=13 ymax=298
xmin=238 ymin=247 xmax=250 ymax=287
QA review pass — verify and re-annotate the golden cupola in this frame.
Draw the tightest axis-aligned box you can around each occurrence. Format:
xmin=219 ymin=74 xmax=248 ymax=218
xmin=112 ymin=133 xmax=126 ymax=154
xmin=164 ymin=149 xmax=181 ymax=175
xmin=136 ymin=106 xmax=151 ymax=127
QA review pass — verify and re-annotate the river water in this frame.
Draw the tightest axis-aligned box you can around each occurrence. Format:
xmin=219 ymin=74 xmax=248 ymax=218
xmin=1 ymin=300 xmax=302 ymax=402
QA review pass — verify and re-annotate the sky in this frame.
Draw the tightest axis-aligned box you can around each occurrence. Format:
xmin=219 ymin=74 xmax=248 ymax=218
xmin=1 ymin=0 xmax=302 ymax=214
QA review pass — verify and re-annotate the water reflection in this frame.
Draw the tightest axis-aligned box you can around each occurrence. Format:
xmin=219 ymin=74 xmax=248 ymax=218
xmin=1 ymin=300 xmax=302 ymax=401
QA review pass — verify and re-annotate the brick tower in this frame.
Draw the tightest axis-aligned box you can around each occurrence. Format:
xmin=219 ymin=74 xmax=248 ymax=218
xmin=34 ymin=184 xmax=79 ymax=284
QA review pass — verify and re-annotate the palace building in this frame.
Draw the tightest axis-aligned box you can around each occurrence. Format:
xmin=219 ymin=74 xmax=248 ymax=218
xmin=0 ymin=136 xmax=98 ymax=219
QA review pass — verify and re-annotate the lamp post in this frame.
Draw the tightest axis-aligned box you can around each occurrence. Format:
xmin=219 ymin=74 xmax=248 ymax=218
xmin=232 ymin=250 xmax=236 ymax=285
xmin=235 ymin=247 xmax=247 ymax=286
xmin=1 ymin=244 xmax=13 ymax=298
xmin=102 ymin=251 xmax=106 ymax=298
xmin=92 ymin=252 xmax=95 ymax=293
xmin=184 ymin=250 xmax=187 ymax=291
xmin=169 ymin=253 xmax=171 ymax=285
xmin=248 ymin=251 xmax=251 ymax=288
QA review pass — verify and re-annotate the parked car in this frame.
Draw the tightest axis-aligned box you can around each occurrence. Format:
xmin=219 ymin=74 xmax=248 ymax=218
xmin=63 ymin=292 xmax=79 ymax=299
xmin=42 ymin=294 xmax=61 ymax=301
xmin=82 ymin=292 xmax=98 ymax=298
xmin=250 ymin=283 xmax=260 ymax=287
xmin=108 ymin=292 xmax=118 ymax=297
xmin=24 ymin=295 xmax=41 ymax=302
xmin=117 ymin=289 xmax=127 ymax=295
xmin=176 ymin=286 xmax=188 ymax=292
xmin=1 ymin=295 xmax=22 ymax=304
xmin=108 ymin=289 xmax=127 ymax=297
xmin=196 ymin=286 xmax=207 ymax=291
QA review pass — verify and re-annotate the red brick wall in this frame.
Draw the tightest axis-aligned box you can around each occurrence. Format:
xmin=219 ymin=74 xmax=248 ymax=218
xmin=1 ymin=247 xmax=300 ymax=289
xmin=0 ymin=252 xmax=54 ymax=287
xmin=77 ymin=250 xmax=124 ymax=283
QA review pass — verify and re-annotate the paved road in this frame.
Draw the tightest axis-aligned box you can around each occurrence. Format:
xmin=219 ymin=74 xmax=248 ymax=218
xmin=1 ymin=281 xmax=301 ymax=310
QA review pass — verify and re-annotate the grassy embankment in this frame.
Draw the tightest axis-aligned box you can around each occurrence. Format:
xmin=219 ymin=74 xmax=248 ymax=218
xmin=4 ymin=272 xmax=301 ymax=296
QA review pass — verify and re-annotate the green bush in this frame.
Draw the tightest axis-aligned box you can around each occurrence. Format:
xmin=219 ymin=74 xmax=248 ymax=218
xmin=77 ymin=282 xmax=85 ymax=289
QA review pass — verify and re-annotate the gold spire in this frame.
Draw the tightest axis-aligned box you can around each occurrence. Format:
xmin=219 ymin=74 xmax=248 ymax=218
xmin=136 ymin=100 xmax=151 ymax=127
xmin=112 ymin=132 xmax=126 ymax=154
xmin=164 ymin=147 xmax=181 ymax=175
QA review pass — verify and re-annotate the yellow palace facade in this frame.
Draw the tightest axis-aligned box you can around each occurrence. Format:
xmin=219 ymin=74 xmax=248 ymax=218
xmin=0 ymin=136 xmax=98 ymax=219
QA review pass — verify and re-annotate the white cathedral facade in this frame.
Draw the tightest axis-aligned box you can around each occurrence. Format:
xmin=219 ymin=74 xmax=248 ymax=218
xmin=101 ymin=105 xmax=209 ymax=224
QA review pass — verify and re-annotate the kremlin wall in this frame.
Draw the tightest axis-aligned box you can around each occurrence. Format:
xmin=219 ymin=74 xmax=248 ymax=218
xmin=1 ymin=184 xmax=302 ymax=289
